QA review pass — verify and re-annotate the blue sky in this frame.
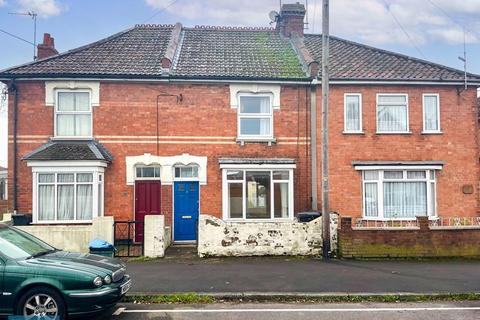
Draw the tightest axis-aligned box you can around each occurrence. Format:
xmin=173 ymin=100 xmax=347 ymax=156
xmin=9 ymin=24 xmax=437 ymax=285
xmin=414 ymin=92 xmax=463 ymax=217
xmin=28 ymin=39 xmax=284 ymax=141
xmin=1 ymin=0 xmax=480 ymax=167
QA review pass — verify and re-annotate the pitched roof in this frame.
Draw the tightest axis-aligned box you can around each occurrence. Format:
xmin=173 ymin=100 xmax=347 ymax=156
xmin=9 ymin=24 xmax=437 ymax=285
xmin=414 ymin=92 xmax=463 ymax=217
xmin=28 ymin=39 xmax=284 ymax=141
xmin=1 ymin=24 xmax=479 ymax=83
xmin=304 ymin=35 xmax=480 ymax=82
xmin=2 ymin=25 xmax=174 ymax=78
xmin=173 ymin=28 xmax=306 ymax=79
xmin=22 ymin=140 xmax=112 ymax=162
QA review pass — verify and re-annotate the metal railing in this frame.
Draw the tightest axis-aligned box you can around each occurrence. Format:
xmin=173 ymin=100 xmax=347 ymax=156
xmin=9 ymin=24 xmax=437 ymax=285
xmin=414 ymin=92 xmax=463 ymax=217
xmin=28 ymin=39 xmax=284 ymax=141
xmin=352 ymin=218 xmax=419 ymax=229
xmin=429 ymin=217 xmax=480 ymax=228
xmin=113 ymin=220 xmax=144 ymax=257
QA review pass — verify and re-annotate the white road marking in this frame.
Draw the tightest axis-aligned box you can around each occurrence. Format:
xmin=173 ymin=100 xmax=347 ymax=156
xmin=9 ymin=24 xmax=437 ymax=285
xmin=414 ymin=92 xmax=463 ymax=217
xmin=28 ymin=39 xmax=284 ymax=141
xmin=119 ymin=307 xmax=480 ymax=314
xmin=113 ymin=307 xmax=126 ymax=315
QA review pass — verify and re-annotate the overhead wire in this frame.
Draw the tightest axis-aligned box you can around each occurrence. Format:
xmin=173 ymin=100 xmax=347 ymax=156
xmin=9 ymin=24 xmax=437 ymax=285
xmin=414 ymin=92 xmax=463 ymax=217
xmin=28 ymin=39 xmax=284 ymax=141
xmin=141 ymin=0 xmax=182 ymax=24
xmin=382 ymin=0 xmax=427 ymax=59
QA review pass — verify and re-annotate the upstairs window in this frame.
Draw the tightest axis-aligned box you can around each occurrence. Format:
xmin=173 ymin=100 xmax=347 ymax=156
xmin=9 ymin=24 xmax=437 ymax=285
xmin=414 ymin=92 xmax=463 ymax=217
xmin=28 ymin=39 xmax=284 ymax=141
xmin=55 ymin=91 xmax=92 ymax=138
xmin=238 ymin=94 xmax=273 ymax=140
xmin=344 ymin=94 xmax=362 ymax=133
xmin=377 ymin=94 xmax=409 ymax=133
xmin=423 ymin=94 xmax=440 ymax=133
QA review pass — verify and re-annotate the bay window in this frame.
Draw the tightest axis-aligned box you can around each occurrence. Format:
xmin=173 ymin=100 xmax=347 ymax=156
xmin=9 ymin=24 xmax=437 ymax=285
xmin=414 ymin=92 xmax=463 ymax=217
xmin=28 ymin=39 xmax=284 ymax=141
xmin=34 ymin=170 xmax=104 ymax=223
xmin=362 ymin=169 xmax=437 ymax=219
xmin=223 ymin=168 xmax=293 ymax=220
xmin=237 ymin=94 xmax=273 ymax=140
xmin=55 ymin=91 xmax=92 ymax=138
xmin=377 ymin=94 xmax=409 ymax=133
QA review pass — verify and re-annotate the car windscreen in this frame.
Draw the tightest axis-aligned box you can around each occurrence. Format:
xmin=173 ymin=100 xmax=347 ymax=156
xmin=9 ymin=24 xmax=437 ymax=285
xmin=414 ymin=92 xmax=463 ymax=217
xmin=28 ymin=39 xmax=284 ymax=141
xmin=0 ymin=226 xmax=55 ymax=260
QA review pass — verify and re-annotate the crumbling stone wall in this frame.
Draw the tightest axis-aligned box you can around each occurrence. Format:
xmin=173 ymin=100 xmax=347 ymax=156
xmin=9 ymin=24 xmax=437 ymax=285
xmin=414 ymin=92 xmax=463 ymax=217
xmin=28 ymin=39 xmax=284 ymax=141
xmin=198 ymin=214 xmax=325 ymax=257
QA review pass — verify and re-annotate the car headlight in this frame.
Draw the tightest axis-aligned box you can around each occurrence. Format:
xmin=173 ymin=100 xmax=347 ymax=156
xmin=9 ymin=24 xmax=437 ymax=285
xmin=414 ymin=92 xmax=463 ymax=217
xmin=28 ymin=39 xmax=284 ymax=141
xmin=93 ymin=276 xmax=103 ymax=287
xmin=104 ymin=275 xmax=112 ymax=285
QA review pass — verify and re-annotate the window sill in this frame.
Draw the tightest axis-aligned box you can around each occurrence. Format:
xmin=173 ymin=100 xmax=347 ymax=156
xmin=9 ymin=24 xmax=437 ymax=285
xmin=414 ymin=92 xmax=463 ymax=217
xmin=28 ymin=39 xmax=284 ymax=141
xmin=51 ymin=137 xmax=94 ymax=141
xmin=343 ymin=131 xmax=365 ymax=135
xmin=224 ymin=218 xmax=293 ymax=223
xmin=32 ymin=221 xmax=93 ymax=225
xmin=236 ymin=137 xmax=277 ymax=146
xmin=360 ymin=216 xmax=437 ymax=221
xmin=421 ymin=131 xmax=443 ymax=135
xmin=376 ymin=131 xmax=412 ymax=135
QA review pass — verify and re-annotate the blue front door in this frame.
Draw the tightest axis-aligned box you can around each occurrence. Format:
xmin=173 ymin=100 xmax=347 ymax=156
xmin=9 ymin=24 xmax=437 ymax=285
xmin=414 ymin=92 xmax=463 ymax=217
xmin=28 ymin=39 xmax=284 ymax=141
xmin=174 ymin=181 xmax=199 ymax=241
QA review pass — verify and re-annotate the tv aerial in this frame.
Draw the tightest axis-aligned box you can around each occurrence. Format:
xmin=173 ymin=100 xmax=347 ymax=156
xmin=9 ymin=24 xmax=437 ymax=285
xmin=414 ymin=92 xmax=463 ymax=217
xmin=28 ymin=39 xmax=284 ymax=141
xmin=269 ymin=11 xmax=279 ymax=24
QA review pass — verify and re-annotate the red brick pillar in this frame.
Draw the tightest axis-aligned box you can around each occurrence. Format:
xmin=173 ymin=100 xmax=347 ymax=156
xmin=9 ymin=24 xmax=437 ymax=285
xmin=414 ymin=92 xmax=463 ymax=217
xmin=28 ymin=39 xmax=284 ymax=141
xmin=341 ymin=217 xmax=353 ymax=231
xmin=417 ymin=216 xmax=429 ymax=231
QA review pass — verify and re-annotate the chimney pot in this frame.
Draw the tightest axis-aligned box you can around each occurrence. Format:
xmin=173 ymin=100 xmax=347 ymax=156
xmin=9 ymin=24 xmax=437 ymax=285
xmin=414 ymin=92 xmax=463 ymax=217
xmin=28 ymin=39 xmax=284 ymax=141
xmin=37 ymin=33 xmax=59 ymax=60
xmin=275 ymin=2 xmax=306 ymax=37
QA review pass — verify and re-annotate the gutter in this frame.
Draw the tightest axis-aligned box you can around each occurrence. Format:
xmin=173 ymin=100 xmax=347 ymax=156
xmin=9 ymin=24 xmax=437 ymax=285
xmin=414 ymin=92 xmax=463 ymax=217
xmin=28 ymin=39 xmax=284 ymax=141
xmin=7 ymin=79 xmax=18 ymax=213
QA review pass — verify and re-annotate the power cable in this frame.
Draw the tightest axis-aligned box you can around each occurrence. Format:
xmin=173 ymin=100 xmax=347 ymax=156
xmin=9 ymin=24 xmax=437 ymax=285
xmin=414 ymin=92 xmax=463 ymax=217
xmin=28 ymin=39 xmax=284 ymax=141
xmin=382 ymin=0 xmax=427 ymax=59
xmin=0 ymin=28 xmax=34 ymax=45
xmin=141 ymin=0 xmax=182 ymax=24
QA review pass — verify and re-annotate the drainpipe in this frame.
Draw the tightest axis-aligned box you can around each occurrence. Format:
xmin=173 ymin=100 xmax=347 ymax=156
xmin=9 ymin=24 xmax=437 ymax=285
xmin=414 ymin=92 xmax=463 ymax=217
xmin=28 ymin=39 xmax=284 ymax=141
xmin=310 ymin=79 xmax=318 ymax=212
xmin=8 ymin=79 xmax=18 ymax=214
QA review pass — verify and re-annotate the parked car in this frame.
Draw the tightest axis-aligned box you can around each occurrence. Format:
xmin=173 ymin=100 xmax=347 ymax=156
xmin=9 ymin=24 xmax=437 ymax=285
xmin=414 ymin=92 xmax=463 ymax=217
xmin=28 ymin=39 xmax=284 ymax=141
xmin=0 ymin=223 xmax=131 ymax=319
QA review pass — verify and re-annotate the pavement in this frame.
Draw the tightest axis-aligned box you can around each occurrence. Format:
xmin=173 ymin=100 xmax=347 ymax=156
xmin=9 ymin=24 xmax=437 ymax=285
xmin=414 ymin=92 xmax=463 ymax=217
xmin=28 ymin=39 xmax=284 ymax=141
xmin=110 ymin=301 xmax=480 ymax=320
xmin=125 ymin=246 xmax=480 ymax=295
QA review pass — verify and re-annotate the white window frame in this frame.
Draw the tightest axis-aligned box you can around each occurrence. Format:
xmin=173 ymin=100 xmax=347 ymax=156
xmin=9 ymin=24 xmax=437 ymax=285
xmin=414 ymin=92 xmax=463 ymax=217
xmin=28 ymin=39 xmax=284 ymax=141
xmin=376 ymin=93 xmax=410 ymax=134
xmin=422 ymin=93 xmax=441 ymax=133
xmin=344 ymin=93 xmax=363 ymax=133
xmin=360 ymin=168 xmax=437 ymax=220
xmin=221 ymin=166 xmax=294 ymax=221
xmin=135 ymin=165 xmax=161 ymax=180
xmin=54 ymin=90 xmax=93 ymax=139
xmin=0 ymin=176 xmax=7 ymax=201
xmin=31 ymin=165 xmax=105 ymax=224
xmin=174 ymin=165 xmax=199 ymax=181
xmin=237 ymin=93 xmax=274 ymax=141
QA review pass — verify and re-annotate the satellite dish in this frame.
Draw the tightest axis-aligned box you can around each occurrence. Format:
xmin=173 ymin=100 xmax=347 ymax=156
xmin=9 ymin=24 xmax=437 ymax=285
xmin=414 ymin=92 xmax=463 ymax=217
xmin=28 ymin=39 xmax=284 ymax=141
xmin=269 ymin=10 xmax=279 ymax=23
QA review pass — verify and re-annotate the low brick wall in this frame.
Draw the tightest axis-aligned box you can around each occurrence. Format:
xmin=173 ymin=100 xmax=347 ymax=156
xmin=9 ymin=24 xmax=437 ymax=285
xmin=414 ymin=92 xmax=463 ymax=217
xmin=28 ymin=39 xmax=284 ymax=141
xmin=339 ymin=216 xmax=480 ymax=258
xmin=198 ymin=214 xmax=329 ymax=257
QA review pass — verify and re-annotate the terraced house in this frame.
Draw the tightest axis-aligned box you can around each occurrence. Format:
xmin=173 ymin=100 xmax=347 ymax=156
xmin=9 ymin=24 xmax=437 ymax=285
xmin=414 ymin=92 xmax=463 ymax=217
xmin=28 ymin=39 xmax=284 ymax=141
xmin=1 ymin=3 xmax=479 ymax=256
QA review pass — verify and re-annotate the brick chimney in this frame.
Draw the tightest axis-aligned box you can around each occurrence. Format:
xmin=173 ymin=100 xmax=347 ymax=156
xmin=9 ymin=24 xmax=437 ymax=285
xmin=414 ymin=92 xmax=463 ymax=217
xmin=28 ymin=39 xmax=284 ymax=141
xmin=37 ymin=33 xmax=59 ymax=60
xmin=275 ymin=2 xmax=306 ymax=37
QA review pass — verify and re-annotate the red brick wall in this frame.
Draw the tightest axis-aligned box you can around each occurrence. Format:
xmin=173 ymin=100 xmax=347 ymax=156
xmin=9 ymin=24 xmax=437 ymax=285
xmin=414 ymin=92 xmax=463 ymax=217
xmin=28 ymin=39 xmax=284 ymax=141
xmin=7 ymin=81 xmax=479 ymax=226
xmin=9 ymin=82 xmax=312 ymax=224
xmin=321 ymin=85 xmax=480 ymax=218
xmin=339 ymin=216 xmax=480 ymax=258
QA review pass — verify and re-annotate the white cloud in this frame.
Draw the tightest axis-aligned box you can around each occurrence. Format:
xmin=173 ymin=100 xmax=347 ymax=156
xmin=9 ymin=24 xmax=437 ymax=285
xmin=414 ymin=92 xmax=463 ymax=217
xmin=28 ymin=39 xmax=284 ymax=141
xmin=144 ymin=0 xmax=480 ymax=46
xmin=0 ymin=0 xmax=6 ymax=7
xmin=17 ymin=0 xmax=64 ymax=18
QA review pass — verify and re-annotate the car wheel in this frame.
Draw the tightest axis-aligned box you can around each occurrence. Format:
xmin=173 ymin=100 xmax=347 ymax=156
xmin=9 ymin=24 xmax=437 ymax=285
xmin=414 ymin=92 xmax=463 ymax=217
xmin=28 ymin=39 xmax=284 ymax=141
xmin=16 ymin=286 xmax=66 ymax=320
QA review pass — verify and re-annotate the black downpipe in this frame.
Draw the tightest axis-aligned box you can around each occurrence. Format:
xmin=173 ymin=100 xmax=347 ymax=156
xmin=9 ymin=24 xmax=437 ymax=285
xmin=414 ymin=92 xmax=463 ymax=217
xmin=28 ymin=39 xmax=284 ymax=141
xmin=8 ymin=80 xmax=18 ymax=213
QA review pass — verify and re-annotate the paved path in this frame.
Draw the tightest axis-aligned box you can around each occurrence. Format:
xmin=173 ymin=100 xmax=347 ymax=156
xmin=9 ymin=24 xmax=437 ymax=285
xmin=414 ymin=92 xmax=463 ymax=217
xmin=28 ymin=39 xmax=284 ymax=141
xmin=111 ymin=301 xmax=480 ymax=320
xmin=126 ymin=249 xmax=480 ymax=294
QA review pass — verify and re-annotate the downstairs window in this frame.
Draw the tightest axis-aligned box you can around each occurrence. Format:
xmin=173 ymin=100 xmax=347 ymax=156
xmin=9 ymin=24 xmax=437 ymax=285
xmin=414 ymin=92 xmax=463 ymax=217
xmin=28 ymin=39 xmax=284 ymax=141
xmin=362 ymin=169 xmax=437 ymax=219
xmin=223 ymin=169 xmax=293 ymax=220
xmin=35 ymin=170 xmax=104 ymax=223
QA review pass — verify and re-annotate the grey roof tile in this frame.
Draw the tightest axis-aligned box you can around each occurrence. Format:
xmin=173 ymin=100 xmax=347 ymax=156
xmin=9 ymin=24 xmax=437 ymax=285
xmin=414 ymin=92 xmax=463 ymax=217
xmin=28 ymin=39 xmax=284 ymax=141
xmin=23 ymin=140 xmax=112 ymax=162
xmin=304 ymin=34 xmax=480 ymax=81
xmin=1 ymin=24 xmax=479 ymax=82
xmin=172 ymin=27 xmax=306 ymax=79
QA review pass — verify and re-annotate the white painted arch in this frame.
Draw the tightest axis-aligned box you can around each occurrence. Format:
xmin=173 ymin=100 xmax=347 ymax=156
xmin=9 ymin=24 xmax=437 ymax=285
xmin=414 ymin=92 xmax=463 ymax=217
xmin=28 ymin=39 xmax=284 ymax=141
xmin=125 ymin=153 xmax=207 ymax=185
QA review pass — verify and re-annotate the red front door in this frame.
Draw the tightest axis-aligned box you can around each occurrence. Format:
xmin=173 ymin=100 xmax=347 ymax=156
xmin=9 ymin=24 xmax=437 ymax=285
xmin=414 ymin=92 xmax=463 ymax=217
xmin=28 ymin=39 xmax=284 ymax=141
xmin=135 ymin=180 xmax=161 ymax=242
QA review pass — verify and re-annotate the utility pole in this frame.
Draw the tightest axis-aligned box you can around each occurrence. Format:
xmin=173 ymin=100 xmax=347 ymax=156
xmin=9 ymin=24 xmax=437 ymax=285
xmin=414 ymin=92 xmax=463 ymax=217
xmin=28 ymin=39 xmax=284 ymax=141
xmin=321 ymin=0 xmax=331 ymax=259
